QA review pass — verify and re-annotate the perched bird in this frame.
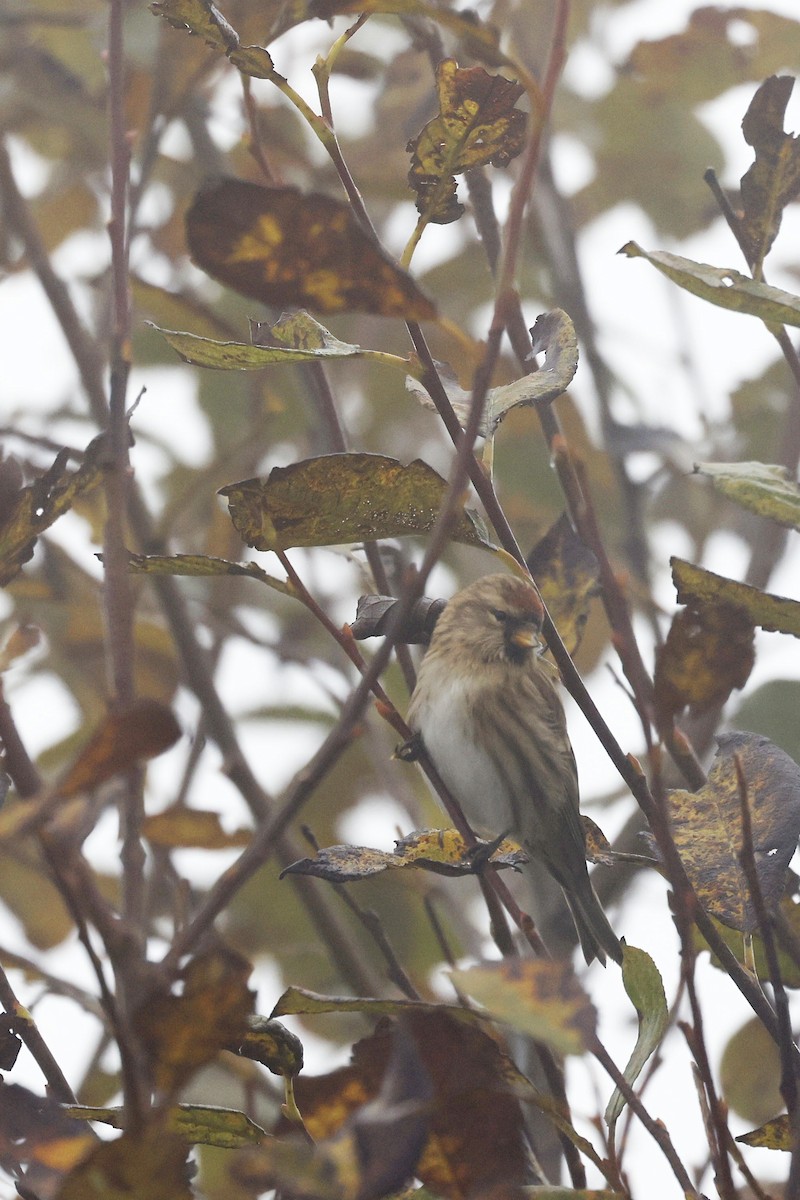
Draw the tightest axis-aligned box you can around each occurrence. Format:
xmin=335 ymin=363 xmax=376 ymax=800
xmin=406 ymin=572 xmax=622 ymax=966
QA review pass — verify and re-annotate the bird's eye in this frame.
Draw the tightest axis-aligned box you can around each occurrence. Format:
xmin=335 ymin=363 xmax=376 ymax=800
xmin=490 ymin=608 xmax=508 ymax=623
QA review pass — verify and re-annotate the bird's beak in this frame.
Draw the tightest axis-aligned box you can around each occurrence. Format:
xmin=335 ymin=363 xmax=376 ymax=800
xmin=509 ymin=625 xmax=539 ymax=650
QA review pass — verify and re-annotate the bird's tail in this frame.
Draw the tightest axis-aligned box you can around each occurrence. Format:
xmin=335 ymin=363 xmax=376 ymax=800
xmin=563 ymin=875 xmax=623 ymax=967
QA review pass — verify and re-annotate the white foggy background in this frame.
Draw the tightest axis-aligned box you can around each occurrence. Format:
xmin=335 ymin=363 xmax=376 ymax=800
xmin=2 ymin=0 xmax=800 ymax=1195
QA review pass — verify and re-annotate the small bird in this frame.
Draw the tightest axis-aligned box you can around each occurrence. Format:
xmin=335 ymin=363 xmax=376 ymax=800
xmin=406 ymin=572 xmax=622 ymax=966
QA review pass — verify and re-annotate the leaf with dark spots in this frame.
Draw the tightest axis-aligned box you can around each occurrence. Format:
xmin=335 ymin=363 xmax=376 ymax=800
xmin=407 ymin=58 xmax=526 ymax=223
xmin=187 ymin=178 xmax=435 ymax=319
xmin=667 ymin=732 xmax=800 ymax=933
xmin=219 ymin=453 xmax=496 ymax=552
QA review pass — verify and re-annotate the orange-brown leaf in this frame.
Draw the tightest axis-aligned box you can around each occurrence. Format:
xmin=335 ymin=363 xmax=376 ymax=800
xmin=54 ymin=699 xmax=181 ymax=799
xmin=135 ymin=948 xmax=254 ymax=1096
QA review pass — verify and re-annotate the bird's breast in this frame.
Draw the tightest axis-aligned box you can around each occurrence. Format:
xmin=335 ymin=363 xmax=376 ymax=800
xmin=415 ymin=675 xmax=516 ymax=836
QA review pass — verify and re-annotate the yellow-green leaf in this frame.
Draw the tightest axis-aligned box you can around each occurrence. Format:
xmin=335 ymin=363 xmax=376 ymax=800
xmin=671 ymin=557 xmax=800 ymax=638
xmin=450 ymin=960 xmax=596 ymax=1056
xmin=142 ymin=808 xmax=251 ymax=850
xmin=620 ymin=241 xmax=800 ymax=328
xmin=66 ymin=1103 xmax=267 ymax=1148
xmin=605 ymin=946 xmax=668 ymax=1129
xmin=126 ymin=552 xmax=290 ymax=593
xmin=737 ymin=1113 xmax=791 ymax=1151
xmin=694 ymin=461 xmax=800 ymax=531
xmin=219 ymin=453 xmax=496 ymax=552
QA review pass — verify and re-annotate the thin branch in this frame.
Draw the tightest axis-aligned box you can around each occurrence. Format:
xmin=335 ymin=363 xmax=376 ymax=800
xmin=592 ymin=1036 xmax=702 ymax=1199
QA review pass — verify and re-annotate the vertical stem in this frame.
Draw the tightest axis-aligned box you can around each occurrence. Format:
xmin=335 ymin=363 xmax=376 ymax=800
xmin=105 ymin=0 xmax=149 ymax=1121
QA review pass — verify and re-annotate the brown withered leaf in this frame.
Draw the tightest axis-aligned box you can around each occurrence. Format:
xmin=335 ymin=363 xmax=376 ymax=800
xmin=528 ymin=512 xmax=600 ymax=658
xmin=219 ymin=453 xmax=495 ymax=552
xmin=654 ymin=602 xmax=755 ymax=728
xmin=278 ymin=1011 xmax=530 ymax=1199
xmin=280 ymin=829 xmax=526 ymax=883
xmin=740 ymin=75 xmax=800 ymax=274
xmin=187 ymin=178 xmax=435 ymax=319
xmin=54 ymin=699 xmax=181 ymax=800
xmin=58 ymin=1126 xmax=192 ymax=1200
xmin=451 ymin=959 xmax=597 ymax=1057
xmin=668 ymin=731 xmax=800 ymax=933
xmin=0 ymin=436 xmax=107 ymax=586
xmin=672 ymin=556 xmax=800 ymax=637
xmin=135 ymin=948 xmax=254 ymax=1096
xmin=407 ymin=58 xmax=526 ymax=223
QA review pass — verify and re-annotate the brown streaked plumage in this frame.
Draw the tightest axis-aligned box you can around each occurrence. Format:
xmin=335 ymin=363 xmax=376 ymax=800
xmin=407 ymin=573 xmax=622 ymax=966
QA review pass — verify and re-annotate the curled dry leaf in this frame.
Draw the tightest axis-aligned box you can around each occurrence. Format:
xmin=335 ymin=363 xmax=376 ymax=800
xmin=280 ymin=828 xmax=527 ymax=882
xmin=229 ymin=1015 xmax=304 ymax=1078
xmin=0 ymin=435 xmax=107 ymax=586
xmin=740 ymin=75 xmax=800 ymax=273
xmin=667 ymin=731 xmax=800 ymax=933
xmin=406 ymin=309 xmax=578 ymax=435
xmin=407 ymin=58 xmax=526 ymax=224
xmin=350 ymin=594 xmax=447 ymax=644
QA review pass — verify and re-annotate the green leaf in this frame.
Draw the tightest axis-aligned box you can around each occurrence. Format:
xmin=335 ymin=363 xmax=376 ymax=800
xmin=265 ymin=0 xmax=505 ymax=67
xmin=620 ymin=241 xmax=800 ymax=328
xmin=450 ymin=960 xmax=597 ymax=1056
xmin=605 ymin=946 xmax=668 ymax=1129
xmin=271 ymin=985 xmax=477 ymax=1022
xmin=694 ymin=461 xmax=800 ymax=531
xmin=152 ymin=312 xmax=408 ymax=371
xmin=219 ymin=453 xmax=497 ymax=552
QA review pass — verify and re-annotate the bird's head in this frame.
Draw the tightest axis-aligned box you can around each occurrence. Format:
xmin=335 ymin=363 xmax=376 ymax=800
xmin=442 ymin=574 xmax=545 ymax=666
